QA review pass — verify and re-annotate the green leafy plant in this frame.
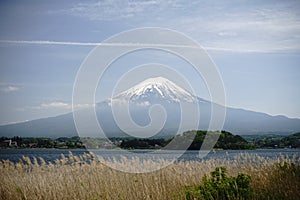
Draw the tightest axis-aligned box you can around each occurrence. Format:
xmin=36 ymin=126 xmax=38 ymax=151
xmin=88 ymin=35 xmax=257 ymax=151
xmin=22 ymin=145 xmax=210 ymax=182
xmin=185 ymin=167 xmax=253 ymax=200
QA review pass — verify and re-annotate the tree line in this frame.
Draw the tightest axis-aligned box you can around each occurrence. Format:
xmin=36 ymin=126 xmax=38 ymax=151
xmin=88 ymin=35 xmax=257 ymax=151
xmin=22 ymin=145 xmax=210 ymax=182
xmin=1 ymin=131 xmax=299 ymax=149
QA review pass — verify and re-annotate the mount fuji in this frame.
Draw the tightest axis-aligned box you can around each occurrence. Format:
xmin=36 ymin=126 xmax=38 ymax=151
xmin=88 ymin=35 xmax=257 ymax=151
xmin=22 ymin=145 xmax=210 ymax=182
xmin=1 ymin=77 xmax=300 ymax=138
xmin=96 ymin=77 xmax=209 ymax=137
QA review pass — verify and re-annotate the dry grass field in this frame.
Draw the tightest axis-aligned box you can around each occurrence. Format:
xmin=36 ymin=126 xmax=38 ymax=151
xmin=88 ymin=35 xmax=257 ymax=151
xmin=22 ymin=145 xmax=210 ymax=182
xmin=0 ymin=152 xmax=299 ymax=200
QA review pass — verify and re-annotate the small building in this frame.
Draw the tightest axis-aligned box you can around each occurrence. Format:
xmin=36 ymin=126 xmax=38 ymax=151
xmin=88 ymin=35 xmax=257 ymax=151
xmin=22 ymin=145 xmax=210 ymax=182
xmin=104 ymin=142 xmax=112 ymax=149
xmin=28 ymin=143 xmax=37 ymax=148
xmin=0 ymin=139 xmax=17 ymax=147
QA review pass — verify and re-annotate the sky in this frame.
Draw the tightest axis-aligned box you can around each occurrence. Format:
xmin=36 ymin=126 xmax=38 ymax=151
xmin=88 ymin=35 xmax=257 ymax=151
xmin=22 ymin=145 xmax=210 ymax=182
xmin=0 ymin=0 xmax=300 ymax=125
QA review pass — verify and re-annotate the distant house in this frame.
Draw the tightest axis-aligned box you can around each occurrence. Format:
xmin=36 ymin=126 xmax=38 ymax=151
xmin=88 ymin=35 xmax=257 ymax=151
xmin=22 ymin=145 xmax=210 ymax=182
xmin=113 ymin=140 xmax=122 ymax=146
xmin=104 ymin=142 xmax=112 ymax=149
xmin=11 ymin=141 xmax=17 ymax=147
xmin=55 ymin=142 xmax=67 ymax=148
xmin=28 ymin=143 xmax=37 ymax=148
xmin=0 ymin=139 xmax=17 ymax=147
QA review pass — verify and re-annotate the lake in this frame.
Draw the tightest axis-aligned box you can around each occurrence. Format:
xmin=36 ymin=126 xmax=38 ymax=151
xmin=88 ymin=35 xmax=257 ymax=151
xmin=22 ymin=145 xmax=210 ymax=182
xmin=0 ymin=148 xmax=299 ymax=163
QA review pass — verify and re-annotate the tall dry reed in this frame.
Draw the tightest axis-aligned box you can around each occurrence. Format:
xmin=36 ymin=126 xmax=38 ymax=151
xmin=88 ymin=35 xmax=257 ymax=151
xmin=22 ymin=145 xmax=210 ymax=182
xmin=0 ymin=152 xmax=299 ymax=200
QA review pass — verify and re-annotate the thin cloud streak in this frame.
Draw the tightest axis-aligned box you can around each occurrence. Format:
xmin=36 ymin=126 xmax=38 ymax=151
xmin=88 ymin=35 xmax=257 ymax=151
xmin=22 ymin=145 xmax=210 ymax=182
xmin=0 ymin=40 xmax=282 ymax=53
xmin=28 ymin=101 xmax=94 ymax=110
xmin=0 ymin=40 xmax=101 ymax=46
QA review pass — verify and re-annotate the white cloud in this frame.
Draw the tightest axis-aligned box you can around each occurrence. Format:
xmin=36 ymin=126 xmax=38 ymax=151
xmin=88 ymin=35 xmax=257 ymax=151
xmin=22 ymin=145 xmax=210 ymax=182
xmin=0 ymin=86 xmax=20 ymax=92
xmin=136 ymin=101 xmax=150 ymax=107
xmin=0 ymin=40 xmax=101 ymax=46
xmin=40 ymin=102 xmax=70 ymax=109
xmin=3 ymin=1 xmax=300 ymax=53
xmin=31 ymin=101 xmax=94 ymax=110
xmin=107 ymin=98 xmax=150 ymax=107
xmin=218 ymin=31 xmax=237 ymax=37
xmin=73 ymin=103 xmax=94 ymax=109
xmin=0 ymin=39 xmax=288 ymax=53
xmin=64 ymin=0 xmax=166 ymax=21
xmin=168 ymin=6 xmax=300 ymax=52
xmin=55 ymin=0 xmax=300 ymax=52
xmin=0 ymin=40 xmax=199 ymax=49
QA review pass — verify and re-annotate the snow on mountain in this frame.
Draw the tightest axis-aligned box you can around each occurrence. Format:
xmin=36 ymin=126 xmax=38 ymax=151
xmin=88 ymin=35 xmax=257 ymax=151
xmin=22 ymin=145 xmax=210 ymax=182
xmin=113 ymin=77 xmax=197 ymax=103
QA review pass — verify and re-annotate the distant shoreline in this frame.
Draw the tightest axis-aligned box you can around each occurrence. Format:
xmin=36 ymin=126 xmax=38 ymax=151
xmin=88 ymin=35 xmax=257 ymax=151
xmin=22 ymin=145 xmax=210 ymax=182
xmin=1 ymin=131 xmax=299 ymax=150
xmin=0 ymin=147 xmax=298 ymax=150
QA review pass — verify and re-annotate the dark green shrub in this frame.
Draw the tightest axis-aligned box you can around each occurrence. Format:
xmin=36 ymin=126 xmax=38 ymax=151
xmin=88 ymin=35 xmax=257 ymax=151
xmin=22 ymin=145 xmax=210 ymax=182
xmin=185 ymin=167 xmax=253 ymax=200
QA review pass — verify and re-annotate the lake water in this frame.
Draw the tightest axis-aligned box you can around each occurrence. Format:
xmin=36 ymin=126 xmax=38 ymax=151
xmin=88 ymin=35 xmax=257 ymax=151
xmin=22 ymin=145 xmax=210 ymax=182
xmin=0 ymin=148 xmax=299 ymax=163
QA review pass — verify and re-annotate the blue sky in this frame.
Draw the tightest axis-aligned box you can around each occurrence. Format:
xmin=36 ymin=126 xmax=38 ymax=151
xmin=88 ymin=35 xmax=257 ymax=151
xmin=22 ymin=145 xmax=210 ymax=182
xmin=0 ymin=0 xmax=300 ymax=124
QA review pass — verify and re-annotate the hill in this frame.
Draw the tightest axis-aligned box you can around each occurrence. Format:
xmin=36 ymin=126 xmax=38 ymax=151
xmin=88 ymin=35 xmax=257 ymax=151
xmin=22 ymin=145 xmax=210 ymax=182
xmin=120 ymin=130 xmax=253 ymax=150
xmin=254 ymin=132 xmax=300 ymax=148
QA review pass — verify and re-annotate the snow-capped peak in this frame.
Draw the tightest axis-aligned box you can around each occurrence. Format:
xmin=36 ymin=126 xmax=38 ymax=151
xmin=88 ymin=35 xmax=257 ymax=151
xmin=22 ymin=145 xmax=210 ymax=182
xmin=114 ymin=77 xmax=197 ymax=103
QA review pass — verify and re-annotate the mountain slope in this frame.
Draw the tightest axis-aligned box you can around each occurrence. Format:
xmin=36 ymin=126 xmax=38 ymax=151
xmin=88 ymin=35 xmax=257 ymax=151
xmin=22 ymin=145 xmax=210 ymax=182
xmin=0 ymin=113 xmax=76 ymax=138
xmin=0 ymin=77 xmax=300 ymax=137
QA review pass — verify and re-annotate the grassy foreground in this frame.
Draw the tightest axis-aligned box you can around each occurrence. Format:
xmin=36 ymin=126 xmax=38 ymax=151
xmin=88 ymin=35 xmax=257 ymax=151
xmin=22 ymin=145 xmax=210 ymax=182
xmin=0 ymin=152 xmax=299 ymax=200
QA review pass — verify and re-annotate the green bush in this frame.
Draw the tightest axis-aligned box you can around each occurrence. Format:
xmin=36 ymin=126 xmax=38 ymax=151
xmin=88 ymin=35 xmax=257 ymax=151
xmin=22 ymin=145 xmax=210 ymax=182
xmin=185 ymin=167 xmax=253 ymax=200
